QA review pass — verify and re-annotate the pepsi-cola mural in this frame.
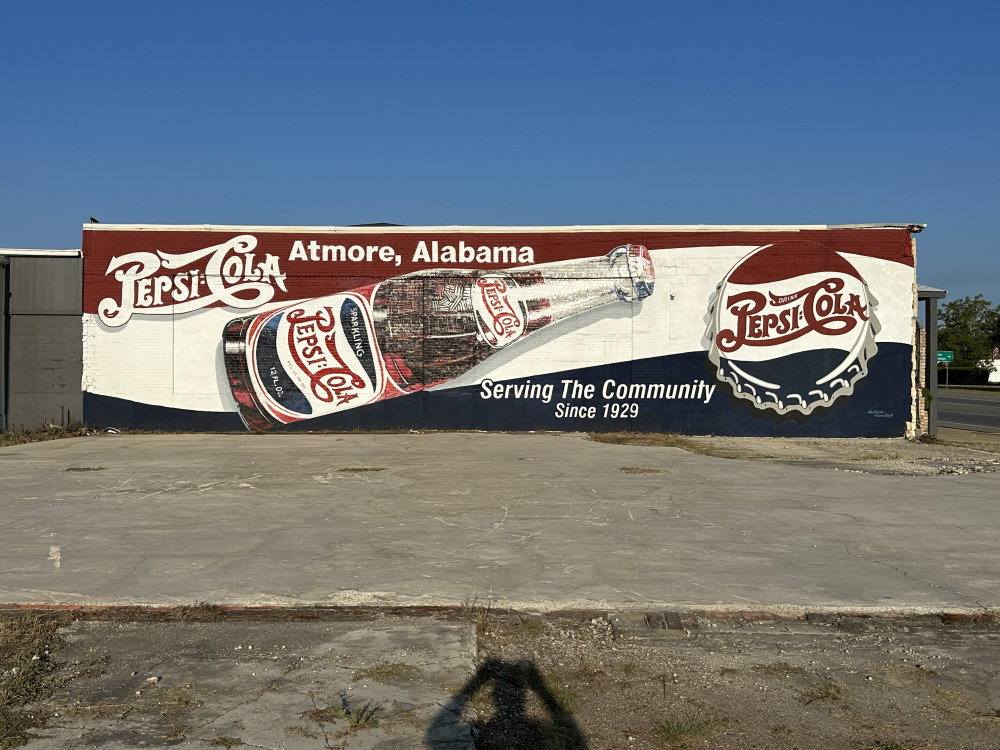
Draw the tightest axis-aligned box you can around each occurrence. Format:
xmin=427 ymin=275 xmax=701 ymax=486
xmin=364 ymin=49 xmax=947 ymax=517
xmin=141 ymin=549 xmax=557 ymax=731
xmin=82 ymin=225 xmax=917 ymax=436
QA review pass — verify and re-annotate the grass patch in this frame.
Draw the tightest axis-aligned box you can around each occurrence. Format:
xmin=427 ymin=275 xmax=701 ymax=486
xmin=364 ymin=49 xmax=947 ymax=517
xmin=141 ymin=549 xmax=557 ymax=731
xmin=504 ymin=615 xmax=547 ymax=640
xmin=470 ymin=606 xmax=547 ymax=644
xmin=752 ymin=661 xmax=806 ymax=676
xmin=0 ymin=615 xmax=64 ymax=749
xmin=879 ymin=664 xmax=937 ymax=679
xmin=351 ymin=662 xmax=418 ymax=683
xmin=800 ymin=680 xmax=844 ymax=705
xmin=0 ymin=424 xmax=89 ymax=448
xmin=618 ymin=662 xmax=642 ymax=678
xmin=208 ymin=736 xmax=243 ymax=748
xmin=655 ymin=718 xmax=729 ymax=745
xmin=546 ymin=683 xmax=580 ymax=714
xmin=178 ymin=603 xmax=228 ymax=622
xmin=619 ymin=466 xmax=666 ymax=474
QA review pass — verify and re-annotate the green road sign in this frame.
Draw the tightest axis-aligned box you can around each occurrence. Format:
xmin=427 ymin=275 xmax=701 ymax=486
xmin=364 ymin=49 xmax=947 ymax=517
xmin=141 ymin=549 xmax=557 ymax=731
xmin=937 ymin=351 xmax=954 ymax=363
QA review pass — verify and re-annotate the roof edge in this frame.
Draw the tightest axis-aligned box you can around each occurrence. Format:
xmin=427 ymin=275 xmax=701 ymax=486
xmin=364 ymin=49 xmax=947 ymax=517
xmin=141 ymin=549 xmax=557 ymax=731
xmin=0 ymin=248 xmax=82 ymax=257
xmin=80 ymin=223 xmax=925 ymax=234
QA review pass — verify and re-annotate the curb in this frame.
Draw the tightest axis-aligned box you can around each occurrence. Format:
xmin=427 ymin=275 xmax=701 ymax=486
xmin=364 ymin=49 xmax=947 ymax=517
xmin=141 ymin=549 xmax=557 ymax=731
xmin=2 ymin=603 xmax=997 ymax=632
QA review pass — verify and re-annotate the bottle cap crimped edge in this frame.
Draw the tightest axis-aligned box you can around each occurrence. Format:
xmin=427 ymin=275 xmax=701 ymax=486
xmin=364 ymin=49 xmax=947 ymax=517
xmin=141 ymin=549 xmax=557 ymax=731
xmin=704 ymin=246 xmax=881 ymax=417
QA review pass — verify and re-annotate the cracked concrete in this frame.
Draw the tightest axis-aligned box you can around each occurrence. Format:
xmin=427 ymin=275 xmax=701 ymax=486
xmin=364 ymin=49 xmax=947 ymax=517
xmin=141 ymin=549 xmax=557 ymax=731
xmin=1 ymin=432 xmax=999 ymax=614
xmin=22 ymin=619 xmax=478 ymax=749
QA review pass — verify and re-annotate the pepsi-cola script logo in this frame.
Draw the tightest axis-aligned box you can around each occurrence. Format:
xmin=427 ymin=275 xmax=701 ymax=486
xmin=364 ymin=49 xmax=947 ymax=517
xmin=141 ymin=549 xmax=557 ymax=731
xmin=285 ymin=306 xmax=368 ymax=407
xmin=473 ymin=277 xmax=526 ymax=348
xmin=706 ymin=243 xmax=882 ymax=420
xmin=98 ymin=235 xmax=287 ymax=327
xmin=715 ymin=277 xmax=870 ymax=353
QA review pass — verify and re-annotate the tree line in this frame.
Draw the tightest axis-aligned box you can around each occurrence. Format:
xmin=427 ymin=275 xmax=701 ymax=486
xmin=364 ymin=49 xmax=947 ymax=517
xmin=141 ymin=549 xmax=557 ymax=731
xmin=937 ymin=295 xmax=1000 ymax=379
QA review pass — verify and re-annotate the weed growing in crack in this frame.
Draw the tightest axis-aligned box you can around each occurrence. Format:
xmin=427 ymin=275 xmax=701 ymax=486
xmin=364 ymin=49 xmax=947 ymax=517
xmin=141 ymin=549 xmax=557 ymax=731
xmin=352 ymin=662 xmax=418 ymax=684
xmin=284 ymin=725 xmax=318 ymax=739
xmin=460 ymin=596 xmax=496 ymax=638
xmin=302 ymin=693 xmax=379 ymax=730
xmin=341 ymin=701 xmax=378 ymax=729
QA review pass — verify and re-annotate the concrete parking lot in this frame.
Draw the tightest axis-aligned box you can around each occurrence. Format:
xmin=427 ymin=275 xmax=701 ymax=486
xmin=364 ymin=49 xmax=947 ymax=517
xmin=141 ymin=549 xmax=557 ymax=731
xmin=3 ymin=432 xmax=1000 ymax=749
xmin=2 ymin=432 xmax=999 ymax=613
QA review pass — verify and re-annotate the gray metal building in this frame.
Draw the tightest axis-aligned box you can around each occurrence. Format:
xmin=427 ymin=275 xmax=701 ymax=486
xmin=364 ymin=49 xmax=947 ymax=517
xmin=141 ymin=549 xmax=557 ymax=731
xmin=0 ymin=248 xmax=83 ymax=430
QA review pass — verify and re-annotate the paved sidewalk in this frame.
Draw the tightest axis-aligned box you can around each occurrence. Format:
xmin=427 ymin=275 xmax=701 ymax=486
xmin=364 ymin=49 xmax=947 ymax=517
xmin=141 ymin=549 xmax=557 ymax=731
xmin=2 ymin=432 xmax=998 ymax=614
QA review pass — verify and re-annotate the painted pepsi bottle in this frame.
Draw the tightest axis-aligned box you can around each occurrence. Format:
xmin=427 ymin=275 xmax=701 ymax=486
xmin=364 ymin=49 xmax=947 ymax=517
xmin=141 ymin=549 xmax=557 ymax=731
xmin=223 ymin=245 xmax=654 ymax=430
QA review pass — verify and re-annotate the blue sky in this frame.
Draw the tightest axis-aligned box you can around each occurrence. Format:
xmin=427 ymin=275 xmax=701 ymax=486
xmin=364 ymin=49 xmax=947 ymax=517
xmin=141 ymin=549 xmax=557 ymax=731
xmin=2 ymin=0 xmax=998 ymax=306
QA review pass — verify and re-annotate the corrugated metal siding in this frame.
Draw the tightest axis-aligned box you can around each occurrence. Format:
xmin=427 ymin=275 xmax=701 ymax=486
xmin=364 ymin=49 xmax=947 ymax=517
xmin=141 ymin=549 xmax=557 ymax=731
xmin=4 ymin=256 xmax=84 ymax=427
xmin=7 ymin=315 xmax=83 ymax=427
xmin=0 ymin=260 xmax=7 ymax=430
xmin=8 ymin=256 xmax=82 ymax=315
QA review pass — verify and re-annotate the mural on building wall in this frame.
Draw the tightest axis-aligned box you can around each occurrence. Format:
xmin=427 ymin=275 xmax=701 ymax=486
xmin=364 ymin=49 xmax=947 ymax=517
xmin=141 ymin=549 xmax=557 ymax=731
xmin=81 ymin=225 xmax=916 ymax=436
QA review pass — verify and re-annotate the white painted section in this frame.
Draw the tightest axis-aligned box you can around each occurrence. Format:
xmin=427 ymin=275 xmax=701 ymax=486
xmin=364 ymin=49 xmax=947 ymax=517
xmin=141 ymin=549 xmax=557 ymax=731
xmin=84 ymin=307 xmax=272 ymax=411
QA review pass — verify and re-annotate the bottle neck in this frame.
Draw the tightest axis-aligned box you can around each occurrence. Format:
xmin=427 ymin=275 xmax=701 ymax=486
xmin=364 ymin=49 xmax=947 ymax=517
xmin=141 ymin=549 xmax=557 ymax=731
xmin=505 ymin=246 xmax=654 ymax=328
xmin=509 ymin=272 xmax=624 ymax=329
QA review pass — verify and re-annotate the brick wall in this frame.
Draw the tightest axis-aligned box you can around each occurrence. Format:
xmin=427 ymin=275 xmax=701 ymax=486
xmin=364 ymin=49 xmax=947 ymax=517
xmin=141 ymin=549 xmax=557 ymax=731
xmin=914 ymin=323 xmax=928 ymax=432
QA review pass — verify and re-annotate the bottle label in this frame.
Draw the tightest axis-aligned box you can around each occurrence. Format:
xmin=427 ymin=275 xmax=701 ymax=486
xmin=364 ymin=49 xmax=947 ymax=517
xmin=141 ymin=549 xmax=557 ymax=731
xmin=472 ymin=276 xmax=527 ymax=348
xmin=249 ymin=293 xmax=385 ymax=422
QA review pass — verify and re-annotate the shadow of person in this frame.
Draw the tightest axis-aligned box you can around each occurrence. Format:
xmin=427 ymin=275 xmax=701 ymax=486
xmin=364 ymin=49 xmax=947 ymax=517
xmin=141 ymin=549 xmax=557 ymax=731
xmin=427 ymin=657 xmax=589 ymax=749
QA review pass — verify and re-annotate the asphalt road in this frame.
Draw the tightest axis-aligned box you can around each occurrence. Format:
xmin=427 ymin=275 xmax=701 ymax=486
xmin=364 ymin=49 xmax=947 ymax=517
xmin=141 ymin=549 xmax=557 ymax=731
xmin=937 ymin=389 xmax=1000 ymax=434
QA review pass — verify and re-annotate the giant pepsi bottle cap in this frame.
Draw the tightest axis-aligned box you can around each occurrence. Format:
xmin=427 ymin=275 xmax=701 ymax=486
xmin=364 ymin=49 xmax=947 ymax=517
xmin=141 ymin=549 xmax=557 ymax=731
xmin=706 ymin=241 xmax=881 ymax=419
